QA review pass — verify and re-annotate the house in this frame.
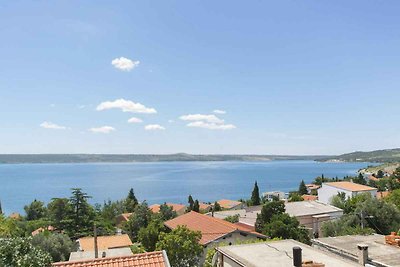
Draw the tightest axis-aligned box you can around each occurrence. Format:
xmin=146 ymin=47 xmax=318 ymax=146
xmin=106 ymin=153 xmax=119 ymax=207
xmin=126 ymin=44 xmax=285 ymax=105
xmin=216 ymin=199 xmax=244 ymax=210
xmin=317 ymin=181 xmax=377 ymax=204
xmin=262 ymin=191 xmax=286 ymax=201
xmin=313 ymin=234 xmax=400 ymax=267
xmin=77 ymin=234 xmax=133 ymax=252
xmin=284 ymin=201 xmax=343 ymax=237
xmin=376 ymin=191 xmax=391 ymax=199
xmin=306 ymin=184 xmax=321 ymax=192
xmin=150 ymin=203 xmax=186 ymax=216
xmin=53 ymin=251 xmax=171 ymax=267
xmin=215 ymin=239 xmax=358 ymax=267
xmin=302 ymin=194 xmax=318 ymax=201
xmin=209 ymin=201 xmax=343 ymax=237
xmin=199 ymin=202 xmax=212 ymax=212
xmin=9 ymin=212 xmax=21 ymax=220
xmin=116 ymin=212 xmax=132 ymax=226
xmin=31 ymin=225 xmax=56 ymax=236
xmin=164 ymin=211 xmax=266 ymax=247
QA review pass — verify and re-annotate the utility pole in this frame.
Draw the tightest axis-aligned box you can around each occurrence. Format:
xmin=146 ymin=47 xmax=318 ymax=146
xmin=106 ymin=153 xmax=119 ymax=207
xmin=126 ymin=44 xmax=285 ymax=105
xmin=360 ymin=210 xmax=365 ymax=229
xmin=94 ymin=224 xmax=98 ymax=258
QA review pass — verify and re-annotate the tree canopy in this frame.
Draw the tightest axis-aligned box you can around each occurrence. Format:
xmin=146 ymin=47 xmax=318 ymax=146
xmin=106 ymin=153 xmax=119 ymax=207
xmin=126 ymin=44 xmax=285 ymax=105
xmin=251 ymin=181 xmax=261 ymax=206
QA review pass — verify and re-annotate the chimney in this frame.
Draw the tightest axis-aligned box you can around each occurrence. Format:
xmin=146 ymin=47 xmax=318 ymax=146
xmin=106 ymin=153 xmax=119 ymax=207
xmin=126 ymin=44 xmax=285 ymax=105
xmin=293 ymin=246 xmax=302 ymax=267
xmin=94 ymin=224 xmax=98 ymax=259
xmin=357 ymin=244 xmax=368 ymax=266
xmin=102 ymin=251 xmax=106 ymax=258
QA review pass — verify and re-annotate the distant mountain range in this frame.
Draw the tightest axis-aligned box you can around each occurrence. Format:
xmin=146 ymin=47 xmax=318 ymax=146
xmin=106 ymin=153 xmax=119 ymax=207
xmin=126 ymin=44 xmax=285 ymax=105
xmin=1 ymin=149 xmax=400 ymax=163
xmin=319 ymin=148 xmax=400 ymax=163
xmin=0 ymin=153 xmax=326 ymax=164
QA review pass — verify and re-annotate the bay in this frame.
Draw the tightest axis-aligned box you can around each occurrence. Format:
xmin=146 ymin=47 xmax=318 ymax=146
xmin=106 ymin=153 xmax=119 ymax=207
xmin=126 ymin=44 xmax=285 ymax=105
xmin=0 ymin=160 xmax=373 ymax=215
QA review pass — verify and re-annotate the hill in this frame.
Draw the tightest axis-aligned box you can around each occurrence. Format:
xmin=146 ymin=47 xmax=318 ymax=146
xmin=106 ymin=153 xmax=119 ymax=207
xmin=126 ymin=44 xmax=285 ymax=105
xmin=319 ymin=148 xmax=400 ymax=163
xmin=0 ymin=153 xmax=326 ymax=164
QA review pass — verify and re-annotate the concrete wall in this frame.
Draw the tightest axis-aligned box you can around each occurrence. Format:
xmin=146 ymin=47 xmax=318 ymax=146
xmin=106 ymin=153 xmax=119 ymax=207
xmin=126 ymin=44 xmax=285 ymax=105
xmin=318 ymin=185 xmax=377 ymax=204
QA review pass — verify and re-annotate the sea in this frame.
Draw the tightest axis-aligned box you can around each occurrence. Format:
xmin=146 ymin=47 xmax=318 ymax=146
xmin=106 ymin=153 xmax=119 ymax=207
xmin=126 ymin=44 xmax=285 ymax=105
xmin=0 ymin=160 xmax=374 ymax=215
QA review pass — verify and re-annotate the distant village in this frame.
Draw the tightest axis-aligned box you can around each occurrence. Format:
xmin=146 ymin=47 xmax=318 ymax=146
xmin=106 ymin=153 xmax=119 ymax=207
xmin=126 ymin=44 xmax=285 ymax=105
xmin=1 ymin=166 xmax=400 ymax=267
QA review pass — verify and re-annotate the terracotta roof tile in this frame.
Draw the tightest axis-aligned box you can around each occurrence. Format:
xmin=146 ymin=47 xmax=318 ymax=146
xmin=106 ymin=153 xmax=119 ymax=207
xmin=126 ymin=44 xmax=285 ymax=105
xmin=52 ymin=251 xmax=170 ymax=267
xmin=302 ymin=195 xmax=318 ymax=201
xmin=217 ymin=199 xmax=243 ymax=209
xmin=150 ymin=203 xmax=186 ymax=214
xmin=199 ymin=203 xmax=212 ymax=211
xmin=377 ymin=191 xmax=391 ymax=199
xmin=324 ymin=181 xmax=377 ymax=192
xmin=78 ymin=234 xmax=133 ymax=251
xmin=164 ymin=211 xmax=265 ymax=245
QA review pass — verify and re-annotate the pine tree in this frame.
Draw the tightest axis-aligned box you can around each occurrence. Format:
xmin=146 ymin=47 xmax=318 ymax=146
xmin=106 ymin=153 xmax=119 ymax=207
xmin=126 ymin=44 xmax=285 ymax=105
xmin=187 ymin=195 xmax=194 ymax=211
xmin=213 ymin=201 xmax=222 ymax=212
xmin=298 ymin=180 xmax=308 ymax=195
xmin=251 ymin=181 xmax=261 ymax=206
xmin=125 ymin=188 xmax=138 ymax=212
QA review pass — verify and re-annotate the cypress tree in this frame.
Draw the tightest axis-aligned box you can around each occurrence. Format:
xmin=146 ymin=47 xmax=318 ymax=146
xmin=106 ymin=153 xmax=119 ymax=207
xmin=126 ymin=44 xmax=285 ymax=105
xmin=188 ymin=195 xmax=194 ymax=211
xmin=298 ymin=180 xmax=308 ymax=195
xmin=0 ymin=200 xmax=2 ymax=215
xmin=193 ymin=200 xmax=200 ymax=212
xmin=251 ymin=181 xmax=261 ymax=206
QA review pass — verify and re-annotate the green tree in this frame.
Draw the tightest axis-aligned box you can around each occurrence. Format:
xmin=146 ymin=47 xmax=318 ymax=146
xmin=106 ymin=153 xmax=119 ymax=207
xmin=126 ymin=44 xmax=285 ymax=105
xmin=31 ymin=232 xmax=76 ymax=262
xmin=392 ymin=167 xmax=400 ymax=180
xmin=321 ymin=214 xmax=374 ymax=237
xmin=155 ymin=203 xmax=177 ymax=222
xmin=288 ymin=193 xmax=304 ymax=202
xmin=193 ymin=200 xmax=200 ymax=212
xmin=0 ymin=214 xmax=23 ymax=238
xmin=263 ymin=213 xmax=310 ymax=244
xmin=298 ymin=180 xmax=308 ymax=195
xmin=67 ymin=188 xmax=95 ymax=238
xmin=187 ymin=195 xmax=194 ymax=212
xmin=255 ymin=200 xmax=285 ymax=232
xmin=138 ymin=220 xmax=164 ymax=252
xmin=213 ymin=201 xmax=222 ymax=212
xmin=24 ymin=199 xmax=46 ymax=221
xmin=0 ymin=200 xmax=3 ymax=215
xmin=0 ymin=237 xmax=52 ymax=267
xmin=223 ymin=214 xmax=239 ymax=223
xmin=353 ymin=173 xmax=367 ymax=185
xmin=123 ymin=201 xmax=152 ymax=241
xmin=47 ymin=198 xmax=72 ymax=230
xmin=386 ymin=189 xmax=400 ymax=209
xmin=250 ymin=181 xmax=261 ymax=206
xmin=376 ymin=170 xmax=384 ymax=178
xmin=125 ymin=188 xmax=138 ymax=213
xmin=156 ymin=226 xmax=203 ymax=267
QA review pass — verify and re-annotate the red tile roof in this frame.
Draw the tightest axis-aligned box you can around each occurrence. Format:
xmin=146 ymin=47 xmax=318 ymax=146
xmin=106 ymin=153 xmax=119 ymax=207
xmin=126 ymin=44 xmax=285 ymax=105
xmin=377 ymin=191 xmax=391 ymax=199
xmin=78 ymin=234 xmax=133 ymax=251
xmin=31 ymin=225 xmax=55 ymax=236
xmin=164 ymin=211 xmax=265 ymax=245
xmin=302 ymin=195 xmax=318 ymax=201
xmin=324 ymin=181 xmax=377 ymax=192
xmin=217 ymin=199 xmax=243 ymax=209
xmin=150 ymin=203 xmax=186 ymax=214
xmin=199 ymin=202 xmax=212 ymax=211
xmin=52 ymin=251 xmax=170 ymax=267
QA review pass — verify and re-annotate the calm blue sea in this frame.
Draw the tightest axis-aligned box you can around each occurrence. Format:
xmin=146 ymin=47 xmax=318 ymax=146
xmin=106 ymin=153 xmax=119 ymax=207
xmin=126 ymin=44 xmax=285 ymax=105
xmin=0 ymin=160 xmax=374 ymax=215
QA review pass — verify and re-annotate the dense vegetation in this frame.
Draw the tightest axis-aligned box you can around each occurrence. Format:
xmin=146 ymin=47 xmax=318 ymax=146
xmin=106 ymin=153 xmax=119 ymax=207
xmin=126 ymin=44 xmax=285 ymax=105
xmin=320 ymin=148 xmax=400 ymax=163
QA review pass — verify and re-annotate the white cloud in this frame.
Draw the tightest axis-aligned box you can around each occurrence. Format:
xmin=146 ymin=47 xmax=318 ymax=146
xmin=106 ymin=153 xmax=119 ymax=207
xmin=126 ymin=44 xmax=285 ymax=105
xmin=111 ymin=57 xmax=140 ymax=71
xmin=187 ymin=121 xmax=236 ymax=130
xmin=144 ymin=124 xmax=165 ymax=131
xmin=40 ymin=121 xmax=66 ymax=130
xmin=89 ymin=126 xmax=115 ymax=134
xmin=127 ymin=117 xmax=143 ymax=124
xmin=213 ymin=109 xmax=226 ymax=114
xmin=179 ymin=114 xmax=224 ymax=124
xmin=96 ymin=99 xmax=157 ymax=114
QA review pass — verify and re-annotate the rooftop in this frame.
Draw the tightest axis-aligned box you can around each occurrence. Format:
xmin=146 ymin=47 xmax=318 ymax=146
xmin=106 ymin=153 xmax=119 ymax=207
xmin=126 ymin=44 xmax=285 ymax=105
xmin=216 ymin=239 xmax=358 ymax=267
xmin=284 ymin=201 xmax=343 ymax=217
xmin=323 ymin=181 xmax=377 ymax=192
xmin=149 ymin=203 xmax=186 ymax=213
xmin=53 ymin=251 xmax=170 ymax=267
xmin=164 ymin=211 xmax=265 ymax=245
xmin=69 ymin=248 xmax=133 ymax=261
xmin=78 ymin=234 xmax=132 ymax=251
xmin=217 ymin=199 xmax=243 ymax=209
xmin=302 ymin=195 xmax=318 ymax=201
xmin=313 ymin=234 xmax=400 ymax=267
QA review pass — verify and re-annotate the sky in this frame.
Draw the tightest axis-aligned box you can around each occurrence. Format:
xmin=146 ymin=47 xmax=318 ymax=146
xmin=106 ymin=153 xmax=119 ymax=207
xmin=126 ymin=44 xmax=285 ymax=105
xmin=0 ymin=1 xmax=400 ymax=155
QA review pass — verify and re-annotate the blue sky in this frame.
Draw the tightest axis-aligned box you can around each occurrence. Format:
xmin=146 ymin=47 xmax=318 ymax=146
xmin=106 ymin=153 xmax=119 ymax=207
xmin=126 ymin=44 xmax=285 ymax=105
xmin=1 ymin=1 xmax=400 ymax=155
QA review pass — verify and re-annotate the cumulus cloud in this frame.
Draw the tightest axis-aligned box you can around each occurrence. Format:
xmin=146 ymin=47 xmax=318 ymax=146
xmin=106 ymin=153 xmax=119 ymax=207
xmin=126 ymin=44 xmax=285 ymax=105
xmin=127 ymin=117 xmax=143 ymax=124
xmin=111 ymin=57 xmax=140 ymax=71
xmin=187 ymin=121 xmax=236 ymax=130
xmin=179 ymin=114 xmax=224 ymax=124
xmin=40 ymin=121 xmax=66 ymax=130
xmin=96 ymin=99 xmax=157 ymax=114
xmin=89 ymin=126 xmax=115 ymax=134
xmin=213 ymin=109 xmax=226 ymax=114
xmin=179 ymin=113 xmax=236 ymax=130
xmin=144 ymin=124 xmax=165 ymax=131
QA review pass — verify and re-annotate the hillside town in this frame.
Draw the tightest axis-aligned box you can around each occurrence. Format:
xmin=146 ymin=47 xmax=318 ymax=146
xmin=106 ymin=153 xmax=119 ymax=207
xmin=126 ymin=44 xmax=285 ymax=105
xmin=1 ymin=167 xmax=400 ymax=267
